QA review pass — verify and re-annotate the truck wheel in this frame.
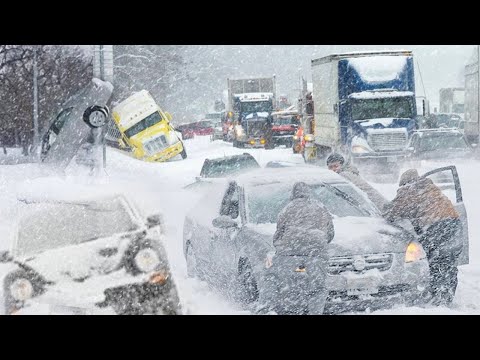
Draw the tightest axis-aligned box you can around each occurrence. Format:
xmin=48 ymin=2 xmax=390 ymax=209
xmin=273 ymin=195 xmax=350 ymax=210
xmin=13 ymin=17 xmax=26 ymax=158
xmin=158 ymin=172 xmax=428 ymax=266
xmin=180 ymin=148 xmax=187 ymax=159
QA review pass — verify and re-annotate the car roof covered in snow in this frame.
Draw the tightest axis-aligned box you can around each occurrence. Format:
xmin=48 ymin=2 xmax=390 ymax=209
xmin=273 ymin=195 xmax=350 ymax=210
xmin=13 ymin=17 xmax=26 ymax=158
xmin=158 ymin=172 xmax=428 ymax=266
xmin=233 ymin=165 xmax=348 ymax=188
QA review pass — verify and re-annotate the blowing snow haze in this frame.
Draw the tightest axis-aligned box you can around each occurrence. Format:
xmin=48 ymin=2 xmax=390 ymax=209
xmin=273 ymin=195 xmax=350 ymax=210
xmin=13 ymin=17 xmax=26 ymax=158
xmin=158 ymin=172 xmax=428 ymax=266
xmin=80 ymin=45 xmax=474 ymax=123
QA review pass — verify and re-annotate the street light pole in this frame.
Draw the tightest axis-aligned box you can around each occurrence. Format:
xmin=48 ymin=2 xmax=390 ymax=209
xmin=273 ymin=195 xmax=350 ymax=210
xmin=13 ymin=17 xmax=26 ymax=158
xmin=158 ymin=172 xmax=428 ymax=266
xmin=32 ymin=45 xmax=39 ymax=160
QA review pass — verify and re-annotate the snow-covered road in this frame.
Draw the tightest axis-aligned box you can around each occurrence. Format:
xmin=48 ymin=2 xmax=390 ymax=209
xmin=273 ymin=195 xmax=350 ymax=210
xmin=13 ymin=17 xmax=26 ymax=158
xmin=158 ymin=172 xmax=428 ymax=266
xmin=1 ymin=136 xmax=479 ymax=314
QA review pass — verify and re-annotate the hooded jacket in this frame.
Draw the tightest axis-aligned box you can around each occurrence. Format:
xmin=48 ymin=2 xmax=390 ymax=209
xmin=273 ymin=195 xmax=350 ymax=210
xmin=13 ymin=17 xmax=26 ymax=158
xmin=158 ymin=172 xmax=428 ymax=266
xmin=384 ymin=177 xmax=459 ymax=231
xmin=273 ymin=182 xmax=334 ymax=256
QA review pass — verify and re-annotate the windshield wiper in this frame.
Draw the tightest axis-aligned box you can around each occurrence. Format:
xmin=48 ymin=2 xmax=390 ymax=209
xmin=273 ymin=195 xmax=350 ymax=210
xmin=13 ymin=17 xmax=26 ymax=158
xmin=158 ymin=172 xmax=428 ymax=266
xmin=320 ymin=182 xmax=371 ymax=216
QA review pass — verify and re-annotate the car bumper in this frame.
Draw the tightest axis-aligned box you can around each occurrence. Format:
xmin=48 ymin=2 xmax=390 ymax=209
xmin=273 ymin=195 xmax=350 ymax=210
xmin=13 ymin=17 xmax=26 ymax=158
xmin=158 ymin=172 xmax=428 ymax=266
xmin=144 ymin=142 xmax=184 ymax=162
xmin=15 ymin=270 xmax=181 ymax=315
xmin=324 ymin=257 xmax=429 ymax=314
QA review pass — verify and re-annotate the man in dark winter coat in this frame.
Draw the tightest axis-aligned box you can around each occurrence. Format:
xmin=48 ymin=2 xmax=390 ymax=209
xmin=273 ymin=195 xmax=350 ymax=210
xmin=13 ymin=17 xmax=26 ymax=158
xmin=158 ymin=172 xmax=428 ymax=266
xmin=384 ymin=169 xmax=461 ymax=306
xmin=326 ymin=153 xmax=388 ymax=212
xmin=273 ymin=182 xmax=334 ymax=255
xmin=267 ymin=182 xmax=333 ymax=315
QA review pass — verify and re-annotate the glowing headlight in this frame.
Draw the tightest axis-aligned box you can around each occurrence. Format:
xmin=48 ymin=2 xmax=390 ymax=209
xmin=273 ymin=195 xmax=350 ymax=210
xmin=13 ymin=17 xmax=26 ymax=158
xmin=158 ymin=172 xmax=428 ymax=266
xmin=260 ymin=139 xmax=266 ymax=144
xmin=405 ymin=241 xmax=426 ymax=263
xmin=10 ymin=278 xmax=34 ymax=301
xmin=304 ymin=134 xmax=314 ymax=142
xmin=351 ymin=145 xmax=370 ymax=154
xmin=293 ymin=135 xmax=298 ymax=140
xmin=134 ymin=248 xmax=161 ymax=273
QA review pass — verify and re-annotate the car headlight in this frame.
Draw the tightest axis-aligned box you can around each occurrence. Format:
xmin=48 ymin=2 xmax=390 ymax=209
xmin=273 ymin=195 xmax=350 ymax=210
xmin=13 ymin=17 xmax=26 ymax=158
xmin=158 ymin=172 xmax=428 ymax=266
xmin=405 ymin=241 xmax=426 ymax=263
xmin=10 ymin=278 xmax=34 ymax=301
xmin=351 ymin=145 xmax=370 ymax=154
xmin=304 ymin=134 xmax=314 ymax=142
xmin=293 ymin=135 xmax=298 ymax=140
xmin=134 ymin=248 xmax=161 ymax=273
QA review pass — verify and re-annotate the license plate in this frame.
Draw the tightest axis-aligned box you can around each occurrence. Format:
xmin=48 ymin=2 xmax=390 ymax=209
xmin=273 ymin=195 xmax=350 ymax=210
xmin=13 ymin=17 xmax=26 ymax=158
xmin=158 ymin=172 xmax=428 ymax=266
xmin=386 ymin=156 xmax=396 ymax=163
xmin=346 ymin=276 xmax=378 ymax=296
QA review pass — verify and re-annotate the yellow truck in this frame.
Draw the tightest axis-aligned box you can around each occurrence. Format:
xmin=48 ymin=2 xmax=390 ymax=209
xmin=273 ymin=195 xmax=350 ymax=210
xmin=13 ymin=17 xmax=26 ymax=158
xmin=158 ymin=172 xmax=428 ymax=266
xmin=111 ymin=90 xmax=187 ymax=162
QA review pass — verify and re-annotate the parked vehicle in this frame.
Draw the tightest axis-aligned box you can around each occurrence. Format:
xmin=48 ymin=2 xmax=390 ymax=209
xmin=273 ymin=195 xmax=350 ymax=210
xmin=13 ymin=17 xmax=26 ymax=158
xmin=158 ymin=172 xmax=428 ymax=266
xmin=233 ymin=111 xmax=274 ymax=149
xmin=406 ymin=128 xmax=476 ymax=162
xmin=111 ymin=90 xmax=187 ymax=162
xmin=0 ymin=194 xmax=181 ymax=315
xmin=184 ymin=153 xmax=260 ymax=190
xmin=176 ymin=124 xmax=195 ymax=140
xmin=183 ymin=166 xmax=464 ymax=314
xmin=307 ymin=50 xmax=421 ymax=177
xmin=271 ymin=109 xmax=300 ymax=148
xmin=40 ymin=78 xmax=112 ymax=170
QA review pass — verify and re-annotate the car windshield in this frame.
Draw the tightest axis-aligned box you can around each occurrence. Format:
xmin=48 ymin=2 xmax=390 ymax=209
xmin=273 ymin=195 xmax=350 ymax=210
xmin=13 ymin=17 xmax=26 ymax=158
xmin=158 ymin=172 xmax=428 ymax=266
xmin=15 ymin=197 xmax=140 ymax=257
xmin=246 ymin=182 xmax=372 ymax=224
xmin=200 ymin=156 xmax=260 ymax=178
xmin=419 ymin=134 xmax=469 ymax=152
xmin=351 ymin=97 xmax=414 ymax=121
xmin=125 ymin=111 xmax=164 ymax=138
xmin=274 ymin=116 xmax=298 ymax=125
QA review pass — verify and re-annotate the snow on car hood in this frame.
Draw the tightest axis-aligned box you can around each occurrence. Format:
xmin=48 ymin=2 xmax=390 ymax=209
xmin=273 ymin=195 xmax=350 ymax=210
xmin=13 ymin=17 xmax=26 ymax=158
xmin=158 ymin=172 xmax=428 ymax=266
xmin=247 ymin=217 xmax=410 ymax=257
xmin=328 ymin=216 xmax=409 ymax=256
xmin=17 ymin=232 xmax=134 ymax=282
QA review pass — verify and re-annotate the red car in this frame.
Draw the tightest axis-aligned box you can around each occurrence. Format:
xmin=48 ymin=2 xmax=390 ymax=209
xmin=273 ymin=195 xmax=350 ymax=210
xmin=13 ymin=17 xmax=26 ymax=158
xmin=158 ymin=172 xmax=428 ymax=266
xmin=192 ymin=120 xmax=214 ymax=136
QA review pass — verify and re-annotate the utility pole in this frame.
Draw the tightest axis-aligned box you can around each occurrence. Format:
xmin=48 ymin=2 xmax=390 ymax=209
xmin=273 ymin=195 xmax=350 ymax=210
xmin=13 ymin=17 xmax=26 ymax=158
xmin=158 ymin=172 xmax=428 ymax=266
xmin=32 ymin=45 xmax=39 ymax=160
xmin=477 ymin=44 xmax=479 ymax=143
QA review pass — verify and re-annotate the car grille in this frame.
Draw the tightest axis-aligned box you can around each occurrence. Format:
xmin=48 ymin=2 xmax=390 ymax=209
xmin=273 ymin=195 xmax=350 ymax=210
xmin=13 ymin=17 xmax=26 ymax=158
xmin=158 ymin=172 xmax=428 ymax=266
xmin=328 ymin=253 xmax=393 ymax=275
xmin=144 ymin=135 xmax=169 ymax=156
xmin=367 ymin=131 xmax=407 ymax=152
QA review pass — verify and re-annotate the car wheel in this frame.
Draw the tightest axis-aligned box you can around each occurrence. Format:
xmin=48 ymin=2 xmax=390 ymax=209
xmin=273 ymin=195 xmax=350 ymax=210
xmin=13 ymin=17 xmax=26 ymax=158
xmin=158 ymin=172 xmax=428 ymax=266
xmin=186 ymin=243 xmax=198 ymax=278
xmin=238 ymin=259 xmax=259 ymax=304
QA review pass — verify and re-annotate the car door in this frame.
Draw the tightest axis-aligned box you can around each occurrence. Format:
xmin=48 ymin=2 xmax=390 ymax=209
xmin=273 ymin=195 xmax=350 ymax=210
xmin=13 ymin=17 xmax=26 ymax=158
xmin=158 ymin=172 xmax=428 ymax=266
xmin=208 ymin=181 xmax=242 ymax=286
xmin=422 ymin=165 xmax=469 ymax=265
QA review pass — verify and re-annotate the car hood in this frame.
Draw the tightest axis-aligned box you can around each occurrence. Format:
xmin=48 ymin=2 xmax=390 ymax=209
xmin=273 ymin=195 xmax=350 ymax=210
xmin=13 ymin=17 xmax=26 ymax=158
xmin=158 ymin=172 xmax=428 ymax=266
xmin=13 ymin=231 xmax=143 ymax=283
xmin=246 ymin=216 xmax=412 ymax=257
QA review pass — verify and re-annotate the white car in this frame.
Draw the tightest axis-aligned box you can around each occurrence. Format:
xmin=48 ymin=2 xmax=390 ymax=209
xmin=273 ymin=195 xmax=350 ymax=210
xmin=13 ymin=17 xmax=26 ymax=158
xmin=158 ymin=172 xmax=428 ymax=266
xmin=0 ymin=194 xmax=181 ymax=315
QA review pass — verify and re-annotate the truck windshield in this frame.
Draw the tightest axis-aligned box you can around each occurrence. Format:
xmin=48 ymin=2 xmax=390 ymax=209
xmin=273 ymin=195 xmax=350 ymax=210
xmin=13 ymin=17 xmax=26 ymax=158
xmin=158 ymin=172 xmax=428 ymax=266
xmin=241 ymin=101 xmax=273 ymax=114
xmin=125 ymin=111 xmax=164 ymax=138
xmin=351 ymin=97 xmax=414 ymax=121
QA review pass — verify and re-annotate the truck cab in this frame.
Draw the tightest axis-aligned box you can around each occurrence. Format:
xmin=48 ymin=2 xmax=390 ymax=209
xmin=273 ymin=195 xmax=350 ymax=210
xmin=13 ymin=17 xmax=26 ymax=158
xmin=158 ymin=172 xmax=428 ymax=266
xmin=309 ymin=51 xmax=418 ymax=176
xmin=111 ymin=90 xmax=187 ymax=162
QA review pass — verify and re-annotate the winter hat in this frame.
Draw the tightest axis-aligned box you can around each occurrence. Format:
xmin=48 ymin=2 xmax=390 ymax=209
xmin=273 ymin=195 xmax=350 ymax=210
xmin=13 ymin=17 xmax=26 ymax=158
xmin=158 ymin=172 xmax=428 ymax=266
xmin=291 ymin=182 xmax=312 ymax=200
xmin=398 ymin=169 xmax=419 ymax=187
xmin=326 ymin=153 xmax=345 ymax=166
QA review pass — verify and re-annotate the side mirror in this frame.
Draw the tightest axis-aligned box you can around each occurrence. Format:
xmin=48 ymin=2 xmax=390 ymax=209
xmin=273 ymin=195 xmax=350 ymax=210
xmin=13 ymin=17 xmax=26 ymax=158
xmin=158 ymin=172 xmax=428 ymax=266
xmin=146 ymin=214 xmax=163 ymax=229
xmin=165 ymin=112 xmax=173 ymax=122
xmin=0 ymin=250 xmax=12 ymax=263
xmin=212 ymin=216 xmax=238 ymax=229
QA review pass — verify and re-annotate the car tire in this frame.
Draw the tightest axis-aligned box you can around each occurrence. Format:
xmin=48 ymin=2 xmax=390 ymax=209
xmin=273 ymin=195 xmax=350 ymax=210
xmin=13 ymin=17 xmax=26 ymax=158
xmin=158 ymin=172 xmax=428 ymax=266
xmin=238 ymin=258 xmax=259 ymax=304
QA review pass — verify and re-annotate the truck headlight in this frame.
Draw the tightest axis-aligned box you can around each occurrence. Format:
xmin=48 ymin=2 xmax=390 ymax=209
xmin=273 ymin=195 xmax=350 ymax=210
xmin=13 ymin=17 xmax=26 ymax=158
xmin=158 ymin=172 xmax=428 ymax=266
xmin=10 ymin=278 xmax=34 ymax=301
xmin=405 ymin=241 xmax=426 ymax=263
xmin=351 ymin=145 xmax=370 ymax=154
xmin=134 ymin=248 xmax=161 ymax=273
xmin=293 ymin=135 xmax=298 ymax=140
xmin=304 ymin=134 xmax=314 ymax=142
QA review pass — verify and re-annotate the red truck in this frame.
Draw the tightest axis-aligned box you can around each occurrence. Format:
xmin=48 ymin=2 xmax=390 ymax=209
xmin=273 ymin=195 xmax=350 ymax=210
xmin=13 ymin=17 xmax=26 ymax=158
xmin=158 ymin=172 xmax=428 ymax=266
xmin=271 ymin=109 xmax=300 ymax=148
